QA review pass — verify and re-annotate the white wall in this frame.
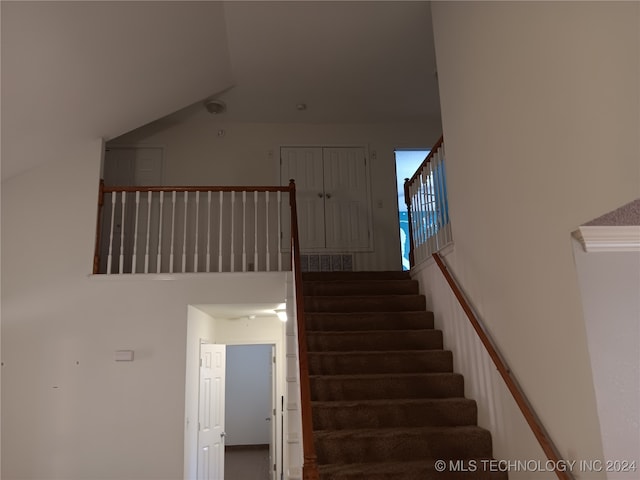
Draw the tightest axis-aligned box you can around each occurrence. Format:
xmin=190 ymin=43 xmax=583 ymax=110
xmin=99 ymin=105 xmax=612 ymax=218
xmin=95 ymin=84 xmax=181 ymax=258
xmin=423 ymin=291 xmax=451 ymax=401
xmin=572 ymin=243 xmax=640 ymax=479
xmin=225 ymin=344 xmax=273 ymax=446
xmin=110 ymin=119 xmax=442 ymax=271
xmin=413 ymin=248 xmax=554 ymax=480
xmin=0 ymin=142 xmax=289 ymax=478
xmin=431 ymin=1 xmax=640 ymax=474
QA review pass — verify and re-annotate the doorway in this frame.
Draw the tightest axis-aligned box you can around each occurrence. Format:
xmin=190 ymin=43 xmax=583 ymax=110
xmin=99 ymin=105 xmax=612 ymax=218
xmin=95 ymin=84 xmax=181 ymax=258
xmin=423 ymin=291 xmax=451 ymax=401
xmin=185 ymin=306 xmax=285 ymax=480
xmin=394 ymin=149 xmax=430 ymax=270
xmin=224 ymin=344 xmax=275 ymax=480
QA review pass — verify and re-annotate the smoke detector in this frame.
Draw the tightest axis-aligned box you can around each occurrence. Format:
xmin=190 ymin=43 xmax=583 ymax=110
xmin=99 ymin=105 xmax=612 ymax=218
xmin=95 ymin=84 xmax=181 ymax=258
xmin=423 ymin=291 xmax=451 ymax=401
xmin=205 ymin=100 xmax=226 ymax=114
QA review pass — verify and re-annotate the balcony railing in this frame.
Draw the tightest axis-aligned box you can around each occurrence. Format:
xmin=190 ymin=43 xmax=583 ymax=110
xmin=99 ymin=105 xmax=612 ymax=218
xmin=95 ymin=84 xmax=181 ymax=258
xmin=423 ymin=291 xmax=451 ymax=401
xmin=94 ymin=182 xmax=292 ymax=275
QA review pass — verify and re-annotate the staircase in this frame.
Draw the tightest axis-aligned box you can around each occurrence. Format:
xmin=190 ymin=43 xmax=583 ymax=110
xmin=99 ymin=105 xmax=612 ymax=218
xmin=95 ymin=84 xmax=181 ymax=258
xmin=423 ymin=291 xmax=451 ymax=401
xmin=302 ymin=271 xmax=508 ymax=480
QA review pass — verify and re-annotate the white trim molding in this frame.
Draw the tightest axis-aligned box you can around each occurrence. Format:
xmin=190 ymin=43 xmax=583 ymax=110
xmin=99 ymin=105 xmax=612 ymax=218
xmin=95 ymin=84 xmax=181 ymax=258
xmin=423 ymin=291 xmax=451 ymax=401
xmin=573 ymin=226 xmax=640 ymax=252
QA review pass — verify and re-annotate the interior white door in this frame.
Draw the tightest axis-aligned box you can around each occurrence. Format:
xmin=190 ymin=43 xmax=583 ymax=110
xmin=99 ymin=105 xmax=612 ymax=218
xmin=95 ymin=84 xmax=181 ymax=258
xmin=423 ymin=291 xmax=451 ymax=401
xmin=280 ymin=147 xmax=325 ymax=249
xmin=197 ymin=343 xmax=226 ymax=480
xmin=322 ymin=147 xmax=370 ymax=249
xmin=103 ymin=147 xmax=163 ymax=186
xmin=269 ymin=345 xmax=276 ymax=480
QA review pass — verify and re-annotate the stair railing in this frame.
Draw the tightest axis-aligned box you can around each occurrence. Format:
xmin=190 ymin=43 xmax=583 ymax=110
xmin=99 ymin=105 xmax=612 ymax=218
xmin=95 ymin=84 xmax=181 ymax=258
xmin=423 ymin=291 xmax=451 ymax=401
xmin=288 ymin=179 xmax=320 ymax=480
xmin=433 ymin=252 xmax=575 ymax=480
xmin=93 ymin=183 xmax=292 ymax=274
xmin=404 ymin=135 xmax=452 ymax=266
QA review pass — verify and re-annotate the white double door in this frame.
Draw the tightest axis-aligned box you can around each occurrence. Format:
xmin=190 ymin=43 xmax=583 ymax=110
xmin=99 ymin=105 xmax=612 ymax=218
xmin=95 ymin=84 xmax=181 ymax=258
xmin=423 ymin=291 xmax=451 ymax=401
xmin=281 ymin=147 xmax=371 ymax=251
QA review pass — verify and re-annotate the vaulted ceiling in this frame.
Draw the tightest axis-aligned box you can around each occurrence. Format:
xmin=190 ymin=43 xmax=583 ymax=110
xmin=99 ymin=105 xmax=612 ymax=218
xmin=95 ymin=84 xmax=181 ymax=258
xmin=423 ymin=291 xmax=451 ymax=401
xmin=1 ymin=1 xmax=440 ymax=181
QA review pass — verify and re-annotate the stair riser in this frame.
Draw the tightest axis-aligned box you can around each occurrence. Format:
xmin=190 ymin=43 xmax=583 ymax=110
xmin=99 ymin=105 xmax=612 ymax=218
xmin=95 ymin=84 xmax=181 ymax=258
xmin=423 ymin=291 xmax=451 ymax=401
xmin=312 ymin=400 xmax=477 ymax=430
xmin=315 ymin=429 xmax=493 ymax=464
xmin=306 ymin=312 xmax=434 ymax=331
xmin=310 ymin=374 xmax=465 ymax=401
xmin=307 ymin=330 xmax=442 ymax=352
xmin=305 ymin=295 xmax=426 ymax=313
xmin=303 ymin=271 xmax=411 ymax=282
xmin=304 ymin=280 xmax=419 ymax=296
xmin=308 ymin=351 xmax=453 ymax=375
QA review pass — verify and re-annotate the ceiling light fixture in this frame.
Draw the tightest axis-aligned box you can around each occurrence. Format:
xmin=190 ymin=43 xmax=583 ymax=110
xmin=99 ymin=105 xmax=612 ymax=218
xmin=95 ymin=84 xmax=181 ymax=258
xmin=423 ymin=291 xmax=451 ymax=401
xmin=205 ymin=99 xmax=226 ymax=114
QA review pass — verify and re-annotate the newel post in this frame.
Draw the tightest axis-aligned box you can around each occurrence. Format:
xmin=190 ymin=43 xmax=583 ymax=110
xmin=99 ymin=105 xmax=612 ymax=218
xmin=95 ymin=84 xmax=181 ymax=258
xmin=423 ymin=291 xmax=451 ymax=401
xmin=404 ymin=178 xmax=415 ymax=268
xmin=93 ymin=179 xmax=105 ymax=274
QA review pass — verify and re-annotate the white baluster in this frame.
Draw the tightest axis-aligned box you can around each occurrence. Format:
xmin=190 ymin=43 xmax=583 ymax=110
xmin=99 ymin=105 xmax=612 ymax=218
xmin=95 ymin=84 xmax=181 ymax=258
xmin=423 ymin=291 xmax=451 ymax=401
xmin=230 ymin=191 xmax=235 ymax=272
xmin=206 ymin=191 xmax=212 ymax=273
xmin=118 ymin=192 xmax=126 ymax=274
xmin=218 ymin=191 xmax=223 ymax=272
xmin=170 ymin=191 xmax=176 ymax=273
xmin=242 ymin=191 xmax=247 ymax=272
xmin=182 ymin=191 xmax=188 ymax=273
xmin=132 ymin=191 xmax=140 ymax=273
xmin=157 ymin=191 xmax=164 ymax=273
xmin=411 ymin=182 xmax=422 ymax=261
xmin=194 ymin=191 xmax=200 ymax=273
xmin=107 ymin=192 xmax=116 ymax=275
xmin=277 ymin=191 xmax=282 ymax=271
xmin=145 ymin=191 xmax=152 ymax=273
xmin=265 ymin=192 xmax=270 ymax=272
xmin=254 ymin=191 xmax=259 ymax=272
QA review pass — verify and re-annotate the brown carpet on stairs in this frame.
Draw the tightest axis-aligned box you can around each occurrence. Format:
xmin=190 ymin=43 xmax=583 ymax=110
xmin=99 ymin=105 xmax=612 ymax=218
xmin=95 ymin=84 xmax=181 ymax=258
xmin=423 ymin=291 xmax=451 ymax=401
xmin=303 ymin=271 xmax=508 ymax=480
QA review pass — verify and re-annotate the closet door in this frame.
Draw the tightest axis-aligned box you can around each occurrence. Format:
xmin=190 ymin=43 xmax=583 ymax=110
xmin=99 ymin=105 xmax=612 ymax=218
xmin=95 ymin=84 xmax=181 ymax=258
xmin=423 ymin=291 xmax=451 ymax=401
xmin=322 ymin=147 xmax=370 ymax=249
xmin=281 ymin=146 xmax=372 ymax=252
xmin=280 ymin=147 xmax=326 ymax=249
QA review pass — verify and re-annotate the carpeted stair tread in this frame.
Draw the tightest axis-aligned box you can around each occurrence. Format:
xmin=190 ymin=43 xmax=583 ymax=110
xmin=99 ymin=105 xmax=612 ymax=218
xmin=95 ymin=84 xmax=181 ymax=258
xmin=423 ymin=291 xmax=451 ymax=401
xmin=306 ymin=311 xmax=434 ymax=331
xmin=314 ymin=426 xmax=494 ymax=464
xmin=305 ymin=294 xmax=426 ymax=313
xmin=303 ymin=279 xmax=419 ymax=296
xmin=308 ymin=349 xmax=453 ymax=375
xmin=318 ymin=459 xmax=509 ymax=480
xmin=310 ymin=372 xmax=465 ymax=401
xmin=307 ymin=329 xmax=443 ymax=351
xmin=302 ymin=271 xmax=507 ymax=479
xmin=312 ymin=398 xmax=478 ymax=429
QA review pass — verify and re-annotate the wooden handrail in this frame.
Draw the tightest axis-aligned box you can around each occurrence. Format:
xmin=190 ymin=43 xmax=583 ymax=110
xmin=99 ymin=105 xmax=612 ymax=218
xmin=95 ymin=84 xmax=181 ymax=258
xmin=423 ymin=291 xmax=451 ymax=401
xmin=406 ymin=134 xmax=443 ymax=187
xmin=102 ymin=185 xmax=290 ymax=193
xmin=288 ymin=179 xmax=320 ymax=480
xmin=432 ymin=252 xmax=575 ymax=480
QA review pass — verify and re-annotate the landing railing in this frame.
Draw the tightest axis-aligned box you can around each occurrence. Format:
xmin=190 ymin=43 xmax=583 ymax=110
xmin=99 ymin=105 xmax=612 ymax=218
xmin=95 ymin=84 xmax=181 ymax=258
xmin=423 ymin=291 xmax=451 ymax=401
xmin=404 ymin=135 xmax=452 ymax=266
xmin=94 ymin=181 xmax=292 ymax=274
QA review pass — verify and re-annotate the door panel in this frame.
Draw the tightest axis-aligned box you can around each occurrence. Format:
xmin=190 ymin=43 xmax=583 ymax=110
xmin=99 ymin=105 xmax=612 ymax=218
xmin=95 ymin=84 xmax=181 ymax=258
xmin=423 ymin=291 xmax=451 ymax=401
xmin=280 ymin=147 xmax=325 ymax=249
xmin=198 ymin=344 xmax=226 ymax=480
xmin=323 ymin=148 xmax=370 ymax=249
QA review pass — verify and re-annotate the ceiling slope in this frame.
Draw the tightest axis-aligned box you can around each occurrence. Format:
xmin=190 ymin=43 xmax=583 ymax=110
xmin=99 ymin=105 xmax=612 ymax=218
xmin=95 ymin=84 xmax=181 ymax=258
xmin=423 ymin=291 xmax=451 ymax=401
xmin=1 ymin=1 xmax=234 ymax=181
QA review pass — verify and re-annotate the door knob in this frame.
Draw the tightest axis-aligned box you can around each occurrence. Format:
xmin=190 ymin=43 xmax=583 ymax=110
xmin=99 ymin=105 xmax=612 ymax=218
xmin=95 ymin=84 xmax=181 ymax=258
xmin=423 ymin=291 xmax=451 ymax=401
xmin=325 ymin=193 xmax=332 ymax=199
xmin=317 ymin=193 xmax=324 ymax=198
xmin=220 ymin=432 xmax=226 ymax=437
xmin=265 ymin=417 xmax=271 ymax=422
